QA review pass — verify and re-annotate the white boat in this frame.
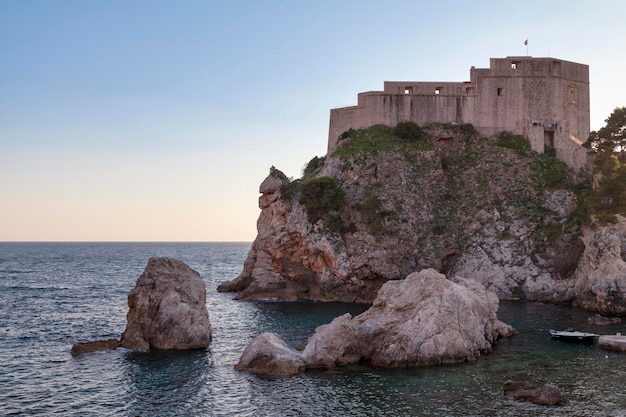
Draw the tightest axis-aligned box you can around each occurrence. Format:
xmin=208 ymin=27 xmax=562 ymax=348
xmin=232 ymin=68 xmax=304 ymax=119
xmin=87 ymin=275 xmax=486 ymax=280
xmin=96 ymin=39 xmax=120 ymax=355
xmin=549 ymin=328 xmax=599 ymax=344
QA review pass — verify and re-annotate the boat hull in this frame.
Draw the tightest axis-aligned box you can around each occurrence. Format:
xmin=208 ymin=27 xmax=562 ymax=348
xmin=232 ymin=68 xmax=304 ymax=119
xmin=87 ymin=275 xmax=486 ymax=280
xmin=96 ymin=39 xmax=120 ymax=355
xmin=549 ymin=329 xmax=599 ymax=345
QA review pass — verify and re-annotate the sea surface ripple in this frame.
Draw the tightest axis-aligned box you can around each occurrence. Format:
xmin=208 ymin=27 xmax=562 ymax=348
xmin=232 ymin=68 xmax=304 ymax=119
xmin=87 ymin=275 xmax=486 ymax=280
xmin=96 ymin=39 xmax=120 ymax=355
xmin=1 ymin=242 xmax=626 ymax=416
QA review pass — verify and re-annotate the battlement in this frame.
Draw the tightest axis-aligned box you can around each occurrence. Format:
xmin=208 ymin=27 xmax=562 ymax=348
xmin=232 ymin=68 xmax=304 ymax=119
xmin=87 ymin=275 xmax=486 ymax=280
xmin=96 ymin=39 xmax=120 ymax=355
xmin=328 ymin=56 xmax=590 ymax=171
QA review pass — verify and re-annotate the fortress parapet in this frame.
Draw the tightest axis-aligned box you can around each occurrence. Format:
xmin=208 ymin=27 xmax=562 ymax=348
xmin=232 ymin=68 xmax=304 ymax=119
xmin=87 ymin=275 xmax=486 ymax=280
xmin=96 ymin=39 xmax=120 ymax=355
xmin=328 ymin=57 xmax=590 ymax=170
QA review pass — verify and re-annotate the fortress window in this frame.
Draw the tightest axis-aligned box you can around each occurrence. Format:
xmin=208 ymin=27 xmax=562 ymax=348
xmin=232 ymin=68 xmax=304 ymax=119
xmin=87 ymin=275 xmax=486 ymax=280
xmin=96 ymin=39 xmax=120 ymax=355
xmin=466 ymin=86 xmax=474 ymax=95
xmin=404 ymin=86 xmax=413 ymax=94
xmin=497 ymin=87 xmax=504 ymax=96
xmin=511 ymin=60 xmax=521 ymax=69
xmin=570 ymin=89 xmax=577 ymax=103
xmin=435 ymin=87 xmax=442 ymax=95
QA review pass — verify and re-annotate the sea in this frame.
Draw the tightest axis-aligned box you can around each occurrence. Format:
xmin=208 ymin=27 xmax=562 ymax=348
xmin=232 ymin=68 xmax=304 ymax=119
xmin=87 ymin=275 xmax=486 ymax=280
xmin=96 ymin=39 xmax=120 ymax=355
xmin=1 ymin=242 xmax=626 ymax=417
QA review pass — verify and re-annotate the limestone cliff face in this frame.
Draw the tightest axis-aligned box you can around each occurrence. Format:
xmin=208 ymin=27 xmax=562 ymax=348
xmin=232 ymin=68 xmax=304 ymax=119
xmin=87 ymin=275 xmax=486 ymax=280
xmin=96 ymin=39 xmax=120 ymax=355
xmin=573 ymin=216 xmax=626 ymax=314
xmin=219 ymin=125 xmax=594 ymax=306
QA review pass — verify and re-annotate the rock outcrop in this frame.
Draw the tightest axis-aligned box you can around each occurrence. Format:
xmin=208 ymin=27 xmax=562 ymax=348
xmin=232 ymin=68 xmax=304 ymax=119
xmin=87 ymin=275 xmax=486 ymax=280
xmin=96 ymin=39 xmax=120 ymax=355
xmin=573 ymin=215 xmax=626 ymax=315
xmin=120 ymin=257 xmax=212 ymax=350
xmin=588 ymin=314 xmax=622 ymax=325
xmin=235 ymin=269 xmax=515 ymax=374
xmin=71 ymin=338 xmax=120 ymax=355
xmin=597 ymin=334 xmax=626 ymax=352
xmin=219 ymin=126 xmax=586 ymax=304
xmin=503 ymin=380 xmax=568 ymax=406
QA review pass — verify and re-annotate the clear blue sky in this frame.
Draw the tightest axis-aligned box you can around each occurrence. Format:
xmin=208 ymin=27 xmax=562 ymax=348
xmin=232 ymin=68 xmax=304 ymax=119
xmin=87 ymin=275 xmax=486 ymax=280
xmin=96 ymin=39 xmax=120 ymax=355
xmin=1 ymin=0 xmax=625 ymax=241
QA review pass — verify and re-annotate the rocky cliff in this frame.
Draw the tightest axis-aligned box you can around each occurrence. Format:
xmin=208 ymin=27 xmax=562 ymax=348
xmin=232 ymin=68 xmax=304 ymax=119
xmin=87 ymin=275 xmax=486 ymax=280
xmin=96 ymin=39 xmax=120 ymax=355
xmin=219 ymin=124 xmax=626 ymax=312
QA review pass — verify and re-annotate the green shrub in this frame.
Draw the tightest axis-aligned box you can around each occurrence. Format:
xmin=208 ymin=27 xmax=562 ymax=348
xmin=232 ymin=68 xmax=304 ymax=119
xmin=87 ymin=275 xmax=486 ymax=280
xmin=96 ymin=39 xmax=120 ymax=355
xmin=302 ymin=156 xmax=326 ymax=179
xmin=532 ymin=152 xmax=570 ymax=189
xmin=460 ymin=123 xmax=478 ymax=136
xmin=332 ymin=124 xmax=434 ymax=159
xmin=496 ymin=132 xmax=531 ymax=156
xmin=393 ymin=121 xmax=424 ymax=142
xmin=299 ymin=177 xmax=345 ymax=230
xmin=353 ymin=185 xmax=395 ymax=235
xmin=588 ymin=155 xmax=626 ymax=221
xmin=280 ymin=179 xmax=301 ymax=201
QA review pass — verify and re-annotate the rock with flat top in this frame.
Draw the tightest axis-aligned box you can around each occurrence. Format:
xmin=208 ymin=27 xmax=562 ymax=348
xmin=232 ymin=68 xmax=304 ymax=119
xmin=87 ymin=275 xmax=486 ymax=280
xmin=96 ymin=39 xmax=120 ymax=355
xmin=71 ymin=338 xmax=119 ymax=355
xmin=120 ymin=257 xmax=211 ymax=350
xmin=598 ymin=334 xmax=626 ymax=352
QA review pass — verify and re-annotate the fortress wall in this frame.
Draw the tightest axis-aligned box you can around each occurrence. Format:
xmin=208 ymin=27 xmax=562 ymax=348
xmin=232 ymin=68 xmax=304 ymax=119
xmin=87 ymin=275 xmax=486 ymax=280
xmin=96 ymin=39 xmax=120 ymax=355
xmin=556 ymin=133 xmax=592 ymax=173
xmin=473 ymin=72 xmax=525 ymax=135
xmin=328 ymin=106 xmax=360 ymax=152
xmin=383 ymin=81 xmax=468 ymax=95
xmin=328 ymin=56 xmax=591 ymax=171
xmin=328 ymin=92 xmax=468 ymax=152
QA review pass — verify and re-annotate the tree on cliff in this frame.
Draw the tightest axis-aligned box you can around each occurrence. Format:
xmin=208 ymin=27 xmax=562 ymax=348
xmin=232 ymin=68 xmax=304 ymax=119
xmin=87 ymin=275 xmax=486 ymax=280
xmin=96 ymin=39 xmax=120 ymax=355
xmin=586 ymin=107 xmax=626 ymax=158
xmin=586 ymin=107 xmax=626 ymax=222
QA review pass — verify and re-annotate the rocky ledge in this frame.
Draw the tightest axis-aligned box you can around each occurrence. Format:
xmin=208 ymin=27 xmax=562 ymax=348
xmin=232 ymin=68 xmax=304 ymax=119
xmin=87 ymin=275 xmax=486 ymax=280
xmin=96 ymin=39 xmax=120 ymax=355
xmin=235 ymin=269 xmax=516 ymax=374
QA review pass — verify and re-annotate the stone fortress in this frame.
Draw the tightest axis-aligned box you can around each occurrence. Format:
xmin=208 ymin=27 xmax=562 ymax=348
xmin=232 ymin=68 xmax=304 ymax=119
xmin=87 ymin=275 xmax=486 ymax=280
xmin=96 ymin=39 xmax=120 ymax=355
xmin=328 ymin=56 xmax=590 ymax=171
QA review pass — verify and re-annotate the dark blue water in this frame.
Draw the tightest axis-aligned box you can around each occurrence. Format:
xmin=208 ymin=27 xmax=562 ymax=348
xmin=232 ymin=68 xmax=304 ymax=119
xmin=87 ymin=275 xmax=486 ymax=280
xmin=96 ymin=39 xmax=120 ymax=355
xmin=1 ymin=242 xmax=626 ymax=416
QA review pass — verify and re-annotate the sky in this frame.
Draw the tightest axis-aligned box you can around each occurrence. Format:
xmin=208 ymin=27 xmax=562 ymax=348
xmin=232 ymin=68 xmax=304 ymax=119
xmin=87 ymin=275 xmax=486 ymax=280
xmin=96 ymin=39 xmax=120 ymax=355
xmin=1 ymin=0 xmax=626 ymax=242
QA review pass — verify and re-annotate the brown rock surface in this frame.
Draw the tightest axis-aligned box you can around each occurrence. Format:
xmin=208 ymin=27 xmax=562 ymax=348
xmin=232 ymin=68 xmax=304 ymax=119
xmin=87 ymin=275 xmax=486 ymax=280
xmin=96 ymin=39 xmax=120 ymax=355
xmin=120 ymin=257 xmax=212 ymax=350
xmin=503 ymin=380 xmax=568 ymax=406
xmin=71 ymin=338 xmax=119 ymax=355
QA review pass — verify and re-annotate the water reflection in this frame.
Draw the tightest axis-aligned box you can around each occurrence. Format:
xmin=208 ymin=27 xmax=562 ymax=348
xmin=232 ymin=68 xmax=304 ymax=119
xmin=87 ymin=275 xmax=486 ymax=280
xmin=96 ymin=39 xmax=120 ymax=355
xmin=123 ymin=349 xmax=213 ymax=416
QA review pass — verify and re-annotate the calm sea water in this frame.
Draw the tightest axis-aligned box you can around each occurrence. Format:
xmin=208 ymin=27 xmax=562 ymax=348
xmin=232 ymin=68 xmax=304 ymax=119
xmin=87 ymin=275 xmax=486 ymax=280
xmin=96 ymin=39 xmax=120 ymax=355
xmin=1 ymin=242 xmax=625 ymax=416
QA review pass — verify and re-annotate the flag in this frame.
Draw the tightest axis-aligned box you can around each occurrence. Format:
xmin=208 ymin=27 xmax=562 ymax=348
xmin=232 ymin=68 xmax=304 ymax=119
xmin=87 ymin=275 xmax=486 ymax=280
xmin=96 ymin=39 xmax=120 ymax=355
xmin=524 ymin=39 xmax=528 ymax=45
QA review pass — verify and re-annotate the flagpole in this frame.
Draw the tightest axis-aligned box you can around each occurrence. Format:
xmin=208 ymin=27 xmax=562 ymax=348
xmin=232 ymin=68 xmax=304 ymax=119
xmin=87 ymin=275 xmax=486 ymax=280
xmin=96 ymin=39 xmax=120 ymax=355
xmin=526 ymin=38 xmax=528 ymax=56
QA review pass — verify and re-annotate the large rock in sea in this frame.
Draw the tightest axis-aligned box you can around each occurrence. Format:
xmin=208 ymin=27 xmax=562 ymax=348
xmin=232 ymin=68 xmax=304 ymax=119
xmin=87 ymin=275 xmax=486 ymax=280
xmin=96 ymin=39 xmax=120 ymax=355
xmin=120 ymin=257 xmax=212 ymax=350
xmin=235 ymin=269 xmax=516 ymax=374
xmin=573 ymin=215 xmax=626 ymax=315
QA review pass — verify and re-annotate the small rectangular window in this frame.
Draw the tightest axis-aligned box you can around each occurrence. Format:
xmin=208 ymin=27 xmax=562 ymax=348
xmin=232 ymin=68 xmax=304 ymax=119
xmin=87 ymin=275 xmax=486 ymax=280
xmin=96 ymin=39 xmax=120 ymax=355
xmin=497 ymin=88 xmax=504 ymax=96
xmin=511 ymin=60 xmax=521 ymax=69
xmin=404 ymin=86 xmax=413 ymax=94
xmin=435 ymin=87 xmax=442 ymax=95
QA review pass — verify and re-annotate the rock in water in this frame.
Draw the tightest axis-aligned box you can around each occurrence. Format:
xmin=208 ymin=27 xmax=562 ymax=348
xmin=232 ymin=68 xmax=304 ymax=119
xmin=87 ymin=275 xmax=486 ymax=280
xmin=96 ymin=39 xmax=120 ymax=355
xmin=503 ymin=380 xmax=568 ymax=406
xmin=120 ymin=257 xmax=212 ymax=350
xmin=306 ymin=269 xmax=516 ymax=368
xmin=235 ymin=333 xmax=306 ymax=375
xmin=71 ymin=338 xmax=120 ymax=355
xmin=235 ymin=269 xmax=516 ymax=374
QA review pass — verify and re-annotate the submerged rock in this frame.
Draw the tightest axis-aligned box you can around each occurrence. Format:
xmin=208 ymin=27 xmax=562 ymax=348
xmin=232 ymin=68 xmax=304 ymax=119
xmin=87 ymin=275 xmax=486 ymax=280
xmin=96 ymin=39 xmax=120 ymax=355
xmin=120 ymin=257 xmax=212 ymax=350
xmin=71 ymin=338 xmax=119 ymax=355
xmin=235 ymin=269 xmax=515 ymax=374
xmin=503 ymin=380 xmax=568 ymax=406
